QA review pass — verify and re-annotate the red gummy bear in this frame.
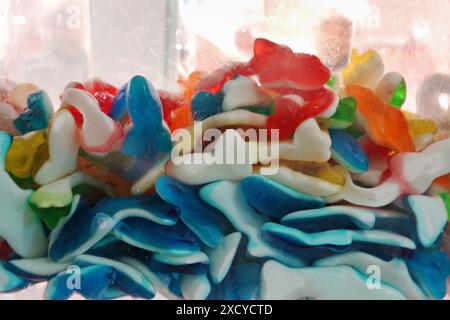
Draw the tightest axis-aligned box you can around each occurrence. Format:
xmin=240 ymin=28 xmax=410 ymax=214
xmin=267 ymin=88 xmax=335 ymax=140
xmin=248 ymin=38 xmax=331 ymax=92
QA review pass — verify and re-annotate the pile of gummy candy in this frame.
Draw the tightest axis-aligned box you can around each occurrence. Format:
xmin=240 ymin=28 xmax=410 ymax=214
xmin=0 ymin=38 xmax=449 ymax=300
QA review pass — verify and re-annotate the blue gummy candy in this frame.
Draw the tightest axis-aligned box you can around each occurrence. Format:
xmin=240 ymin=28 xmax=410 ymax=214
xmin=108 ymin=84 xmax=127 ymax=121
xmin=121 ymin=76 xmax=172 ymax=161
xmin=13 ymin=90 xmax=53 ymax=134
xmin=49 ymin=195 xmax=181 ymax=262
xmin=406 ymin=250 xmax=450 ymax=299
xmin=191 ymin=91 xmax=223 ymax=121
xmin=329 ymin=129 xmax=368 ymax=174
xmin=156 ymin=176 xmax=230 ymax=248
xmin=113 ymin=218 xmax=201 ymax=256
xmin=241 ymin=175 xmax=325 ymax=220
xmin=45 ymin=264 xmax=118 ymax=300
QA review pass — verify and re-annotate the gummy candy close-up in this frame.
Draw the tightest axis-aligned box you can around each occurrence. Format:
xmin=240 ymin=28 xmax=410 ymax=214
xmin=0 ymin=35 xmax=449 ymax=301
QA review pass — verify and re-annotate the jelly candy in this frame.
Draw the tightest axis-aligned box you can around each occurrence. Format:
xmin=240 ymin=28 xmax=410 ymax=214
xmin=267 ymin=89 xmax=337 ymax=140
xmin=439 ymin=193 xmax=450 ymax=219
xmin=0 ymin=241 xmax=13 ymax=261
xmin=5 ymin=130 xmax=48 ymax=179
xmin=326 ymin=97 xmax=357 ymax=129
xmin=120 ymin=76 xmax=172 ymax=161
xmin=191 ymin=91 xmax=223 ymax=121
xmin=156 ymin=176 xmax=230 ymax=248
xmin=84 ymin=79 xmax=118 ymax=115
xmin=325 ymin=137 xmax=450 ymax=207
xmin=241 ymin=175 xmax=325 ymax=220
xmin=170 ymin=106 xmax=194 ymax=132
xmin=346 ymin=85 xmax=415 ymax=152
xmin=329 ymin=129 xmax=369 ymax=174
xmin=61 ymin=88 xmax=123 ymax=154
xmin=30 ymin=172 xmax=113 ymax=209
xmin=77 ymin=157 xmax=133 ymax=197
xmin=262 ymin=222 xmax=415 ymax=250
xmin=13 ymin=90 xmax=54 ymax=135
xmin=0 ymin=132 xmax=47 ymax=258
xmin=48 ymin=195 xmax=195 ymax=262
xmin=158 ymin=90 xmax=183 ymax=126
xmin=0 ymin=262 xmax=28 ymax=292
xmin=403 ymin=111 xmax=438 ymax=139
xmin=405 ymin=250 xmax=450 ymax=299
xmin=10 ymin=83 xmax=39 ymax=111
xmin=313 ymin=252 xmax=426 ymax=299
xmin=205 ymin=232 xmax=242 ymax=284
xmin=195 ymin=64 xmax=248 ymax=94
xmin=342 ymin=49 xmax=384 ymax=89
xmin=266 ymin=165 xmax=343 ymax=197
xmin=34 ymin=110 xmax=79 ymax=185
xmin=222 ymin=76 xmax=271 ymax=112
xmin=167 ymin=130 xmax=253 ymax=185
xmin=375 ymin=72 xmax=407 ymax=108
xmin=402 ymin=195 xmax=448 ymax=247
xmin=275 ymin=118 xmax=331 ymax=163
xmin=200 ymin=181 xmax=305 ymax=268
xmin=248 ymin=38 xmax=331 ymax=91
xmin=0 ymin=102 xmax=20 ymax=135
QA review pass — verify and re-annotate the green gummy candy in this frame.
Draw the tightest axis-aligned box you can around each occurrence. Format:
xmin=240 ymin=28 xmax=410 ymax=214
xmin=390 ymin=79 xmax=407 ymax=108
xmin=345 ymin=127 xmax=365 ymax=139
xmin=327 ymin=97 xmax=357 ymax=129
xmin=29 ymin=203 xmax=71 ymax=230
xmin=326 ymin=75 xmax=336 ymax=88
xmin=238 ymin=105 xmax=275 ymax=116
xmin=439 ymin=193 xmax=450 ymax=220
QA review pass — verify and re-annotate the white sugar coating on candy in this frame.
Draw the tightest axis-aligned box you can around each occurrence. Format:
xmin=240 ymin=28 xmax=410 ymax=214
xmin=200 ymin=181 xmax=305 ymax=268
xmin=406 ymin=195 xmax=448 ymax=247
xmin=272 ymin=118 xmax=331 ymax=162
xmin=375 ymin=72 xmax=405 ymax=104
xmin=174 ymin=109 xmax=268 ymax=155
xmin=351 ymin=157 xmax=387 ymax=187
xmin=317 ymin=89 xmax=340 ymax=119
xmin=264 ymin=166 xmax=342 ymax=197
xmin=167 ymin=130 xmax=253 ymax=185
xmin=34 ymin=110 xmax=79 ymax=185
xmin=0 ymin=133 xmax=47 ymax=258
xmin=153 ymin=252 xmax=209 ymax=266
xmin=263 ymin=223 xmax=416 ymax=249
xmin=326 ymin=138 xmax=450 ymax=207
xmin=204 ymin=232 xmax=242 ymax=284
xmin=7 ymin=258 xmax=71 ymax=278
xmin=10 ymin=83 xmax=39 ymax=111
xmin=0 ymin=102 xmax=19 ymax=135
xmin=132 ymin=153 xmax=171 ymax=195
xmin=31 ymin=172 xmax=114 ymax=209
xmin=313 ymin=252 xmax=426 ymax=300
xmin=61 ymin=88 xmax=122 ymax=153
xmin=260 ymin=260 xmax=406 ymax=300
xmin=222 ymin=76 xmax=272 ymax=112
xmin=179 ymin=273 xmax=211 ymax=300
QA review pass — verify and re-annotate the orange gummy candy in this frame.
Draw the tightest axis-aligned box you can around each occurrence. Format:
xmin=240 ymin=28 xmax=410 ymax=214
xmin=346 ymin=85 xmax=415 ymax=153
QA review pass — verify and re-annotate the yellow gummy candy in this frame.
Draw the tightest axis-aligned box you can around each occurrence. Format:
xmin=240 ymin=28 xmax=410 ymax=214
xmin=6 ymin=130 xmax=49 ymax=179
xmin=343 ymin=49 xmax=384 ymax=89
xmin=279 ymin=160 xmax=346 ymax=186
xmin=403 ymin=111 xmax=439 ymax=138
